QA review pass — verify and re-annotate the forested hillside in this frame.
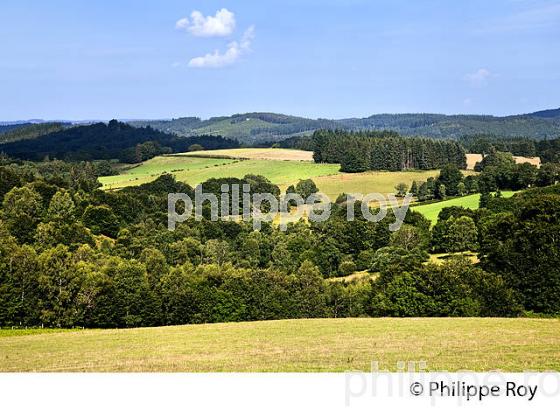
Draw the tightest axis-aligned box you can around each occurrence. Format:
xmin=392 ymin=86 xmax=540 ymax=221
xmin=3 ymin=108 xmax=560 ymax=148
xmin=0 ymin=120 xmax=239 ymax=162
xmin=527 ymin=108 xmax=560 ymax=119
xmin=0 ymin=122 xmax=68 ymax=144
xmin=130 ymin=113 xmax=340 ymax=144
xmin=128 ymin=110 xmax=560 ymax=144
xmin=337 ymin=113 xmax=560 ymax=140
xmin=0 ymin=123 xmax=32 ymax=135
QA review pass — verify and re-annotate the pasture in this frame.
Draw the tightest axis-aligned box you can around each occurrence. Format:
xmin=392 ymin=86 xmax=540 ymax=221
xmin=1 ymin=318 xmax=559 ymax=372
xmin=413 ymin=191 xmax=517 ymax=224
xmin=100 ymin=156 xmax=339 ymax=190
xmin=313 ymin=170 xmax=444 ymax=200
xmin=99 ymin=149 xmax=475 ymax=200
xmin=100 ymin=156 xmax=236 ymax=189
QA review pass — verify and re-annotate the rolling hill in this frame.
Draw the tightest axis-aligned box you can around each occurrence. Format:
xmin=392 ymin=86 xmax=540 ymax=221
xmin=338 ymin=112 xmax=560 ymax=140
xmin=2 ymin=108 xmax=560 ymax=148
xmin=526 ymin=107 xmax=560 ymax=119
xmin=0 ymin=123 xmax=31 ymax=135
xmin=0 ymin=121 xmax=240 ymax=161
xmin=128 ymin=109 xmax=560 ymax=144
xmin=129 ymin=113 xmax=339 ymax=145
xmin=0 ymin=122 xmax=68 ymax=144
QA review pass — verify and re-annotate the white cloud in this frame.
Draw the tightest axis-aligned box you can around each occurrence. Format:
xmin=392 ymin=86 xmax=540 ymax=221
xmin=175 ymin=18 xmax=189 ymax=30
xmin=176 ymin=8 xmax=235 ymax=37
xmin=188 ymin=26 xmax=255 ymax=68
xmin=465 ymin=68 xmax=492 ymax=87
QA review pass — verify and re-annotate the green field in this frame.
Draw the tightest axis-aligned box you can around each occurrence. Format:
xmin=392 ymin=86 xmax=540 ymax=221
xmin=100 ymin=155 xmax=340 ymax=190
xmin=100 ymin=150 xmax=475 ymax=200
xmin=100 ymin=156 xmax=236 ymax=189
xmin=1 ymin=318 xmax=558 ymax=372
xmin=413 ymin=191 xmax=517 ymax=224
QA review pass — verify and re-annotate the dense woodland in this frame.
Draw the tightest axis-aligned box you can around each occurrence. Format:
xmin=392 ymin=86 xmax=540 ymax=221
xmin=312 ymin=130 xmax=467 ymax=172
xmin=130 ymin=109 xmax=560 ymax=142
xmin=1 ymin=150 xmax=559 ymax=327
xmin=336 ymin=111 xmax=560 ymax=139
xmin=0 ymin=120 xmax=240 ymax=163
xmin=130 ymin=113 xmax=341 ymax=144
xmin=0 ymin=122 xmax=67 ymax=144
xmin=0 ymin=124 xmax=28 ymax=134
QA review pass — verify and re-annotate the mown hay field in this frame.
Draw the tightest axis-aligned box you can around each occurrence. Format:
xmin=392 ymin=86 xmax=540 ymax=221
xmin=466 ymin=153 xmax=541 ymax=170
xmin=181 ymin=148 xmax=314 ymax=161
xmin=1 ymin=318 xmax=559 ymax=372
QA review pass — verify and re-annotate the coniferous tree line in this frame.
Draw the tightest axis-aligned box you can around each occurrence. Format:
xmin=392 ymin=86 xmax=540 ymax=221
xmin=280 ymin=132 xmax=560 ymax=168
xmin=311 ymin=130 xmax=467 ymax=172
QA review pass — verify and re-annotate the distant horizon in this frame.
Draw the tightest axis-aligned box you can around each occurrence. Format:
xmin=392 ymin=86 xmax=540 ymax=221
xmin=2 ymin=106 xmax=559 ymax=124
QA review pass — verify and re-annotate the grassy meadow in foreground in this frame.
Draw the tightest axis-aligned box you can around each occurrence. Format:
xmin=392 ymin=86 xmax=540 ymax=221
xmin=1 ymin=318 xmax=559 ymax=372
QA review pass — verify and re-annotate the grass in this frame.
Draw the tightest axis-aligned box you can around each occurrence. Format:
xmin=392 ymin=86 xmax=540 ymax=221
xmin=0 ymin=328 xmax=80 ymax=338
xmin=313 ymin=170 xmax=446 ymax=200
xmin=100 ymin=157 xmax=339 ymax=190
xmin=100 ymin=149 xmax=475 ymax=200
xmin=1 ymin=318 xmax=559 ymax=372
xmin=100 ymin=156 xmax=237 ymax=189
xmin=428 ymin=252 xmax=479 ymax=265
xmin=413 ymin=191 xmax=517 ymax=224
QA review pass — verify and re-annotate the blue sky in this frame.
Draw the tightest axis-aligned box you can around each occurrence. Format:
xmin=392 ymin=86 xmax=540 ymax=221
xmin=1 ymin=0 xmax=559 ymax=120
